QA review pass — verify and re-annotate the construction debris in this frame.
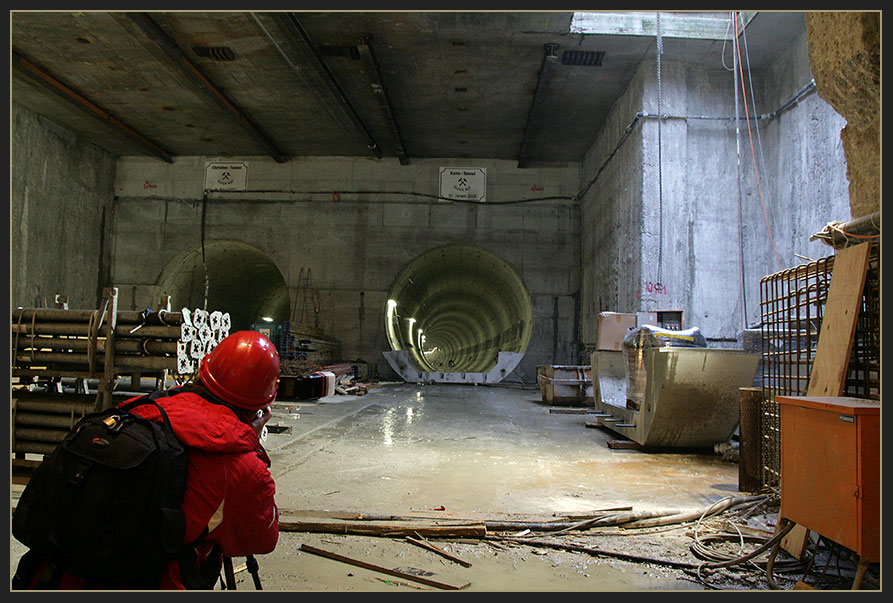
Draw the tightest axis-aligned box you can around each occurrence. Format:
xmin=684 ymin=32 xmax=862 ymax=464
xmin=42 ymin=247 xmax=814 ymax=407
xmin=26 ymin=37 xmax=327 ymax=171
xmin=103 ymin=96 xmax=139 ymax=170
xmin=279 ymin=519 xmax=486 ymax=539
xmin=299 ymin=544 xmax=470 ymax=590
xmin=278 ymin=496 xmax=769 ymax=539
xmin=405 ymin=536 xmax=473 ymax=567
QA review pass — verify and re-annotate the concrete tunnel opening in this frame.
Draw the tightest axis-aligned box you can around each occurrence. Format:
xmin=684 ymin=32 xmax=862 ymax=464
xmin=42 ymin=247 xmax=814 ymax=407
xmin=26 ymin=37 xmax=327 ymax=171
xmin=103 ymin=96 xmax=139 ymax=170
xmin=383 ymin=245 xmax=533 ymax=384
xmin=156 ymin=240 xmax=291 ymax=332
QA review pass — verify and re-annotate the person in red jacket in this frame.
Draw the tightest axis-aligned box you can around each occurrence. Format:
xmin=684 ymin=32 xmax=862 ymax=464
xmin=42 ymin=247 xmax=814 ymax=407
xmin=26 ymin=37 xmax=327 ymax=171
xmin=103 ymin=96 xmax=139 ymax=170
xmin=13 ymin=330 xmax=281 ymax=590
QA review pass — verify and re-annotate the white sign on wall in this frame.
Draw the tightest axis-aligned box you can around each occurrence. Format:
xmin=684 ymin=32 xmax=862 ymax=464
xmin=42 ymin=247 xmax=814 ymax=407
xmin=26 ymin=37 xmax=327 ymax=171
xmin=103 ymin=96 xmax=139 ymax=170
xmin=439 ymin=167 xmax=487 ymax=202
xmin=204 ymin=161 xmax=248 ymax=191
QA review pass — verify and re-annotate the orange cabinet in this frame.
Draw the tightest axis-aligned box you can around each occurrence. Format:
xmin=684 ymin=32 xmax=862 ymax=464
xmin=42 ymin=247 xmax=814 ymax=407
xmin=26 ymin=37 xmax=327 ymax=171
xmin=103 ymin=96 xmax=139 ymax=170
xmin=777 ymin=396 xmax=880 ymax=561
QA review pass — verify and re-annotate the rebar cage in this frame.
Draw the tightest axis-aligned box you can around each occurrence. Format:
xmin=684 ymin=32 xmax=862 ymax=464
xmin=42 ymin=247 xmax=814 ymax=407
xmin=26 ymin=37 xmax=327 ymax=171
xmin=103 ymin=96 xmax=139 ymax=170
xmin=758 ymin=243 xmax=880 ymax=490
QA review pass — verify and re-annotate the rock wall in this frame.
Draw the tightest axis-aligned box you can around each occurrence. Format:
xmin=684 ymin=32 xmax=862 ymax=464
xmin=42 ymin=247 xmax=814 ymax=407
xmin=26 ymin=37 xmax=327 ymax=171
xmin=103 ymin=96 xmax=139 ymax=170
xmin=805 ymin=12 xmax=880 ymax=217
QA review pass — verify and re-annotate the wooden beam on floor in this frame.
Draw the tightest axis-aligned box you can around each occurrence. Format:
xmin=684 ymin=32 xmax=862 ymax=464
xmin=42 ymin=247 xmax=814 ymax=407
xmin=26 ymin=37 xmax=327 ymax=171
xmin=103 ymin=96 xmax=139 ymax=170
xmin=280 ymin=519 xmax=486 ymax=539
xmin=300 ymin=544 xmax=470 ymax=590
xmin=406 ymin=536 xmax=473 ymax=567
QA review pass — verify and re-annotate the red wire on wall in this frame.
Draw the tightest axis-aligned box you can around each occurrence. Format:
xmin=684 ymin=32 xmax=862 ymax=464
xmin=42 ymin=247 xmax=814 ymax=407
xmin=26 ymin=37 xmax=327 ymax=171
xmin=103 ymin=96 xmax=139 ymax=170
xmin=734 ymin=11 xmax=783 ymax=272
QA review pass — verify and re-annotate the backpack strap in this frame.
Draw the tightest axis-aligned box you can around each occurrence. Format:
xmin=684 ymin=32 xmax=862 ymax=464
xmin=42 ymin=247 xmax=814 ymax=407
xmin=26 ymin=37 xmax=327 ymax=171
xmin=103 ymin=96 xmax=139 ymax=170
xmin=12 ymin=550 xmax=61 ymax=590
xmin=175 ymin=529 xmax=221 ymax=590
xmin=119 ymin=392 xmax=189 ymax=558
xmin=120 ymin=389 xmax=224 ymax=589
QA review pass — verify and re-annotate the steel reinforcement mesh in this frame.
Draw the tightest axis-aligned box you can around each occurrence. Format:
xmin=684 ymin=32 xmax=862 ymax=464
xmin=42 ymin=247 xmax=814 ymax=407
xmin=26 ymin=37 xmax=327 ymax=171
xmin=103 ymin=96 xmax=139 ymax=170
xmin=758 ymin=243 xmax=880 ymax=490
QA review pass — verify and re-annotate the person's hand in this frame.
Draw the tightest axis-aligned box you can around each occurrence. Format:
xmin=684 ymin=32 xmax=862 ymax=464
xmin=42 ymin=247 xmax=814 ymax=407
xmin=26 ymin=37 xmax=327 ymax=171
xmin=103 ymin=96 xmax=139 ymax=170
xmin=249 ymin=405 xmax=272 ymax=438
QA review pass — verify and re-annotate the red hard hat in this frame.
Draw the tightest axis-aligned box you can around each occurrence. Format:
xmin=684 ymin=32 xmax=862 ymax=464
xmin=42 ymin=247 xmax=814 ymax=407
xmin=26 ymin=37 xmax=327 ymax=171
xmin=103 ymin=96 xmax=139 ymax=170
xmin=199 ymin=331 xmax=280 ymax=410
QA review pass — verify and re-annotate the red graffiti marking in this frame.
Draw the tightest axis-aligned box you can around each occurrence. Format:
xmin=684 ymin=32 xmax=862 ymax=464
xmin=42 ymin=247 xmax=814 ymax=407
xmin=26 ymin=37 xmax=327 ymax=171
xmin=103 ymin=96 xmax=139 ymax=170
xmin=643 ymin=280 xmax=668 ymax=295
xmin=143 ymin=180 xmax=157 ymax=189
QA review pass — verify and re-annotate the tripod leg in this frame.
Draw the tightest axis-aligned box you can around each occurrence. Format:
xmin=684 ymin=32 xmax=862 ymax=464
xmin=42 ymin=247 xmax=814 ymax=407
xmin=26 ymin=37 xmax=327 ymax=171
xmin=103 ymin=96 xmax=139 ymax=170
xmin=246 ymin=555 xmax=263 ymax=590
xmin=222 ymin=556 xmax=237 ymax=590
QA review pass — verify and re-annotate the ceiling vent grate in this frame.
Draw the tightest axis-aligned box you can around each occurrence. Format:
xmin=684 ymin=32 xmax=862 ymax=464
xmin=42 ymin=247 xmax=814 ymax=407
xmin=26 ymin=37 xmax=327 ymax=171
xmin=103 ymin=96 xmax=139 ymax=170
xmin=560 ymin=50 xmax=604 ymax=67
xmin=192 ymin=46 xmax=236 ymax=61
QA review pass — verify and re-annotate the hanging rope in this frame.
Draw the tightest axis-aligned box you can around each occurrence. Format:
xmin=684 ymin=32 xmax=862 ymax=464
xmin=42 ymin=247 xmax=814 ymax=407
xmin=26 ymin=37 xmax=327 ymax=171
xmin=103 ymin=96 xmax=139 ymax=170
xmin=655 ymin=12 xmax=664 ymax=292
xmin=736 ymin=12 xmax=783 ymax=272
xmin=200 ymin=190 xmax=210 ymax=311
xmin=733 ymin=11 xmax=747 ymax=332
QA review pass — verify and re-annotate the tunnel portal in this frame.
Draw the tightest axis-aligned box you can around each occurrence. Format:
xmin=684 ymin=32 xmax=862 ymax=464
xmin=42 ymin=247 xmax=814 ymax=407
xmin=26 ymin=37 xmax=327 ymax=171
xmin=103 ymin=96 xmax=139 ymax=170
xmin=156 ymin=240 xmax=290 ymax=332
xmin=383 ymin=245 xmax=533 ymax=383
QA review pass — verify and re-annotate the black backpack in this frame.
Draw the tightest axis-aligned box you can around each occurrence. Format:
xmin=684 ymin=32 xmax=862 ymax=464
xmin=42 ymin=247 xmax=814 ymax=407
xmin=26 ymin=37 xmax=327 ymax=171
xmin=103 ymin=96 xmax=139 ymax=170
xmin=11 ymin=389 xmax=200 ymax=589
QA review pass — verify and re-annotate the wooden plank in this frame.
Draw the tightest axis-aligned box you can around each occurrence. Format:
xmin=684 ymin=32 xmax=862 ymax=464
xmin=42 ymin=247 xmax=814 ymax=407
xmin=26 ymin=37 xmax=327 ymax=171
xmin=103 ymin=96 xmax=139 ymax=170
xmin=300 ymin=544 xmax=470 ymax=590
xmin=279 ymin=519 xmax=486 ymax=539
xmin=806 ymin=242 xmax=871 ymax=396
xmin=406 ymin=536 xmax=473 ymax=567
xmin=780 ymin=523 xmax=810 ymax=560
xmin=607 ymin=440 xmax=642 ymax=450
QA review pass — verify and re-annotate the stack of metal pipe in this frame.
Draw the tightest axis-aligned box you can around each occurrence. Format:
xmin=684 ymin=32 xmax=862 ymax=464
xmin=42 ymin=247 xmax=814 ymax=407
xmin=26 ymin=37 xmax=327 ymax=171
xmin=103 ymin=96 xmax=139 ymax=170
xmin=12 ymin=393 xmax=96 ymax=459
xmin=11 ymin=295 xmax=230 ymax=470
xmin=13 ymin=307 xmax=185 ymax=376
xmin=12 ymin=306 xmax=231 ymax=379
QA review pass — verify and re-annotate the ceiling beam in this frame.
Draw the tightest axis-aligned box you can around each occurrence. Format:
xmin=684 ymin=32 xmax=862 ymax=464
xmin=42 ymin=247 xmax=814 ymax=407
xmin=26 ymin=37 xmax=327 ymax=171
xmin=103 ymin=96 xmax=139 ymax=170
xmin=125 ymin=12 xmax=287 ymax=163
xmin=357 ymin=35 xmax=409 ymax=165
xmin=11 ymin=49 xmax=175 ymax=163
xmin=518 ymin=43 xmax=560 ymax=169
xmin=274 ymin=13 xmax=383 ymax=159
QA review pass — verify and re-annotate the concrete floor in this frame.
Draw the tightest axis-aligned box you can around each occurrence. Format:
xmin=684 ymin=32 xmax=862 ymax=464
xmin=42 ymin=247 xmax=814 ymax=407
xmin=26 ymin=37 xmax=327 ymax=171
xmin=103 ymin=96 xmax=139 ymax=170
xmin=9 ymin=381 xmax=751 ymax=591
xmin=252 ymin=381 xmax=746 ymax=591
xmin=266 ymin=382 xmax=742 ymax=518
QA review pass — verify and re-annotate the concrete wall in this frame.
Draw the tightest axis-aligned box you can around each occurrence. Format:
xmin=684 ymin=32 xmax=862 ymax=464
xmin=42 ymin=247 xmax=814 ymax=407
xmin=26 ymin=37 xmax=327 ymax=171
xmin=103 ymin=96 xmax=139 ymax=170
xmin=805 ymin=12 xmax=880 ymax=218
xmin=752 ymin=26 xmax=851 ymax=270
xmin=579 ymin=29 xmax=850 ymax=347
xmin=578 ymin=60 xmax=647 ymax=346
xmin=110 ymin=157 xmax=581 ymax=382
xmin=10 ymin=23 xmax=851 ymax=382
xmin=10 ymin=101 xmax=117 ymax=310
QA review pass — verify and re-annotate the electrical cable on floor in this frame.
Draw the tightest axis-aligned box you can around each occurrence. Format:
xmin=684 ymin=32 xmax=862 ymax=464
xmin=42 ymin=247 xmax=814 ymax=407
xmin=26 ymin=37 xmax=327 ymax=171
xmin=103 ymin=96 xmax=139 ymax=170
xmin=683 ymin=496 xmax=808 ymax=589
xmin=806 ymin=536 xmax=878 ymax=590
xmin=693 ymin=519 xmax=799 ymax=588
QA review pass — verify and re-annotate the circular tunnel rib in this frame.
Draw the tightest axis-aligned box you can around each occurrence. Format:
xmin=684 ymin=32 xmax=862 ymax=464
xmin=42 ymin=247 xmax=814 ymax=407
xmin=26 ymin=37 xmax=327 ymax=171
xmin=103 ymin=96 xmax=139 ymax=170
xmin=385 ymin=245 xmax=532 ymax=377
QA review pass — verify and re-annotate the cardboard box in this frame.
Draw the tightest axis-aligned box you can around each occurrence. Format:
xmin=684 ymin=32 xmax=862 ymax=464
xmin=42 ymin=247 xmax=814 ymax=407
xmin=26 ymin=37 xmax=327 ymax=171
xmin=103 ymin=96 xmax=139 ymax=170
xmin=596 ymin=312 xmax=637 ymax=351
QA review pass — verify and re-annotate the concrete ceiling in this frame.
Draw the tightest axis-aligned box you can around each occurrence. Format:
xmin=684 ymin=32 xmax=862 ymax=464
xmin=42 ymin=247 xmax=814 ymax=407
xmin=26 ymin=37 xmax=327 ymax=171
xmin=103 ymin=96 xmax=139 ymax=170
xmin=10 ymin=11 xmax=806 ymax=167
